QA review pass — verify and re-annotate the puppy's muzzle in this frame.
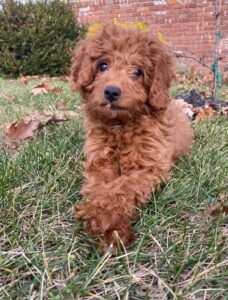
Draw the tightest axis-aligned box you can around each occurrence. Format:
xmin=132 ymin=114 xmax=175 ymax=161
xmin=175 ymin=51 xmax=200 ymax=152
xmin=104 ymin=86 xmax=121 ymax=103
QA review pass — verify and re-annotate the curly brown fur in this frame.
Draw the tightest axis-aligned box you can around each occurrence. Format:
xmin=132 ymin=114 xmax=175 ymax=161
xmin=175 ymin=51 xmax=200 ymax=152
xmin=71 ymin=25 xmax=193 ymax=252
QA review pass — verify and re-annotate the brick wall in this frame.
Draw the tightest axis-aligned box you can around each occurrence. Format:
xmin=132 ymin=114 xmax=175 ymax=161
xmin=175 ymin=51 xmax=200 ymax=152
xmin=71 ymin=0 xmax=228 ymax=72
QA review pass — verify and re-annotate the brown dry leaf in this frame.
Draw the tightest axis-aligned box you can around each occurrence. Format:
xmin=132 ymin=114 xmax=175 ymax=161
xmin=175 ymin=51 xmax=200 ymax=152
xmin=194 ymin=106 xmax=216 ymax=123
xmin=202 ymin=74 xmax=214 ymax=85
xmin=221 ymin=107 xmax=228 ymax=118
xmin=20 ymin=76 xmax=31 ymax=85
xmin=31 ymin=75 xmax=40 ymax=80
xmin=206 ymin=203 xmax=228 ymax=216
xmin=175 ymin=74 xmax=186 ymax=84
xmin=0 ymin=124 xmax=9 ymax=133
xmin=223 ymin=74 xmax=228 ymax=84
xmin=31 ymin=83 xmax=62 ymax=95
xmin=33 ymin=110 xmax=78 ymax=125
xmin=221 ymin=91 xmax=228 ymax=97
xmin=6 ymin=117 xmax=40 ymax=149
xmin=59 ymin=75 xmax=70 ymax=82
xmin=40 ymin=76 xmax=51 ymax=82
xmin=187 ymin=65 xmax=197 ymax=83
xmin=5 ymin=110 xmax=78 ymax=149
xmin=51 ymin=87 xmax=62 ymax=94
xmin=192 ymin=107 xmax=201 ymax=115
xmin=31 ymin=83 xmax=52 ymax=95
xmin=200 ymin=89 xmax=212 ymax=98
xmin=0 ymin=92 xmax=16 ymax=102
xmin=177 ymin=84 xmax=188 ymax=90
xmin=196 ymin=78 xmax=203 ymax=85
xmin=57 ymin=100 xmax=68 ymax=110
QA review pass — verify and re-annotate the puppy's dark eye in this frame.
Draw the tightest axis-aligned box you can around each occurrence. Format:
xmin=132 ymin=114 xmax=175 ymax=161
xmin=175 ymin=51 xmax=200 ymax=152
xmin=133 ymin=68 xmax=143 ymax=77
xmin=98 ymin=62 xmax=109 ymax=72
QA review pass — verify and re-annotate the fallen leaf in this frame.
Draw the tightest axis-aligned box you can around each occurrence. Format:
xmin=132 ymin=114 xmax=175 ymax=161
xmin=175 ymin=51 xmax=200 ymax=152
xmin=31 ymin=83 xmax=62 ymax=95
xmin=41 ymin=76 xmax=51 ymax=82
xmin=51 ymin=87 xmax=62 ymax=94
xmin=20 ymin=76 xmax=31 ymax=85
xmin=31 ymin=75 xmax=40 ymax=80
xmin=6 ymin=117 xmax=40 ymax=149
xmin=222 ymin=74 xmax=228 ymax=84
xmin=59 ymin=75 xmax=70 ymax=82
xmin=177 ymin=84 xmax=189 ymax=91
xmin=32 ymin=110 xmax=78 ymax=125
xmin=174 ymin=74 xmax=187 ymax=84
xmin=221 ymin=107 xmax=228 ymax=118
xmin=57 ymin=100 xmax=68 ymax=110
xmin=0 ymin=124 xmax=8 ymax=132
xmin=206 ymin=203 xmax=228 ymax=216
xmin=196 ymin=78 xmax=203 ymax=85
xmin=192 ymin=107 xmax=201 ymax=115
xmin=200 ymin=90 xmax=212 ymax=98
xmin=0 ymin=92 xmax=16 ymax=102
xmin=187 ymin=65 xmax=197 ymax=83
xmin=194 ymin=105 xmax=216 ymax=123
xmin=5 ymin=110 xmax=78 ymax=149
xmin=202 ymin=74 xmax=214 ymax=85
xmin=31 ymin=83 xmax=52 ymax=95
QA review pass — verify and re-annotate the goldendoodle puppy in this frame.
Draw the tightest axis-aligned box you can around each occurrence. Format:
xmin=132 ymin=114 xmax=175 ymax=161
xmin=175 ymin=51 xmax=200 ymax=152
xmin=71 ymin=25 xmax=193 ymax=252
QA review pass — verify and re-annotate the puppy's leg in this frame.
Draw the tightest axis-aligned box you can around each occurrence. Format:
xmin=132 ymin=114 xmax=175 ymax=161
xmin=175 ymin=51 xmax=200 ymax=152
xmin=75 ymin=150 xmax=125 ymax=250
xmin=76 ymin=163 xmax=171 ymax=252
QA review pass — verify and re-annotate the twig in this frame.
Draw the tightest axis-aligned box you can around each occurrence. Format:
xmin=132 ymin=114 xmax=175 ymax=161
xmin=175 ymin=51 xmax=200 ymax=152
xmin=169 ymin=0 xmax=222 ymax=100
xmin=172 ymin=50 xmax=211 ymax=70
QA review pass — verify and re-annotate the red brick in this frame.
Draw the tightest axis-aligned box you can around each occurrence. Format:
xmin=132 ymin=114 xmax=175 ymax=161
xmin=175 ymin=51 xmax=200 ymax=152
xmin=73 ymin=0 xmax=228 ymax=69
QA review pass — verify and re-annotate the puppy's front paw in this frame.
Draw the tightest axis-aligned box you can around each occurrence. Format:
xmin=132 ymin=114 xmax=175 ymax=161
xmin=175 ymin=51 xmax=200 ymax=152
xmin=74 ymin=201 xmax=133 ymax=253
xmin=99 ymin=227 xmax=134 ymax=254
xmin=74 ymin=201 xmax=88 ymax=220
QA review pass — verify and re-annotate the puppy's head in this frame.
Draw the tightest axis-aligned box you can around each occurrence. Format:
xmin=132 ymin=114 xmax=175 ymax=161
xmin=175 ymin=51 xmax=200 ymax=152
xmin=71 ymin=25 xmax=174 ymax=121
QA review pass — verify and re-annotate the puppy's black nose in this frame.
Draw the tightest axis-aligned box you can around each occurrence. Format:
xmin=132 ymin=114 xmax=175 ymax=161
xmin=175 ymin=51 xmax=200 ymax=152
xmin=104 ymin=86 xmax=121 ymax=102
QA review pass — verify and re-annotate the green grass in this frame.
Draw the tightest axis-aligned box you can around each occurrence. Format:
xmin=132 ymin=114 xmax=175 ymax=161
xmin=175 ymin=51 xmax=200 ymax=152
xmin=0 ymin=77 xmax=227 ymax=299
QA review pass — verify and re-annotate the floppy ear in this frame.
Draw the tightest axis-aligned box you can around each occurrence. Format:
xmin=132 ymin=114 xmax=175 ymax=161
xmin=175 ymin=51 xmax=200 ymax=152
xmin=149 ymin=49 xmax=174 ymax=111
xmin=70 ymin=40 xmax=95 ymax=96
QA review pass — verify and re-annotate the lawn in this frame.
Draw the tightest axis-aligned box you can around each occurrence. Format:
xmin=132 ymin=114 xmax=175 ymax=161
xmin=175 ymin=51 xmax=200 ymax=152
xmin=0 ymin=77 xmax=227 ymax=299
